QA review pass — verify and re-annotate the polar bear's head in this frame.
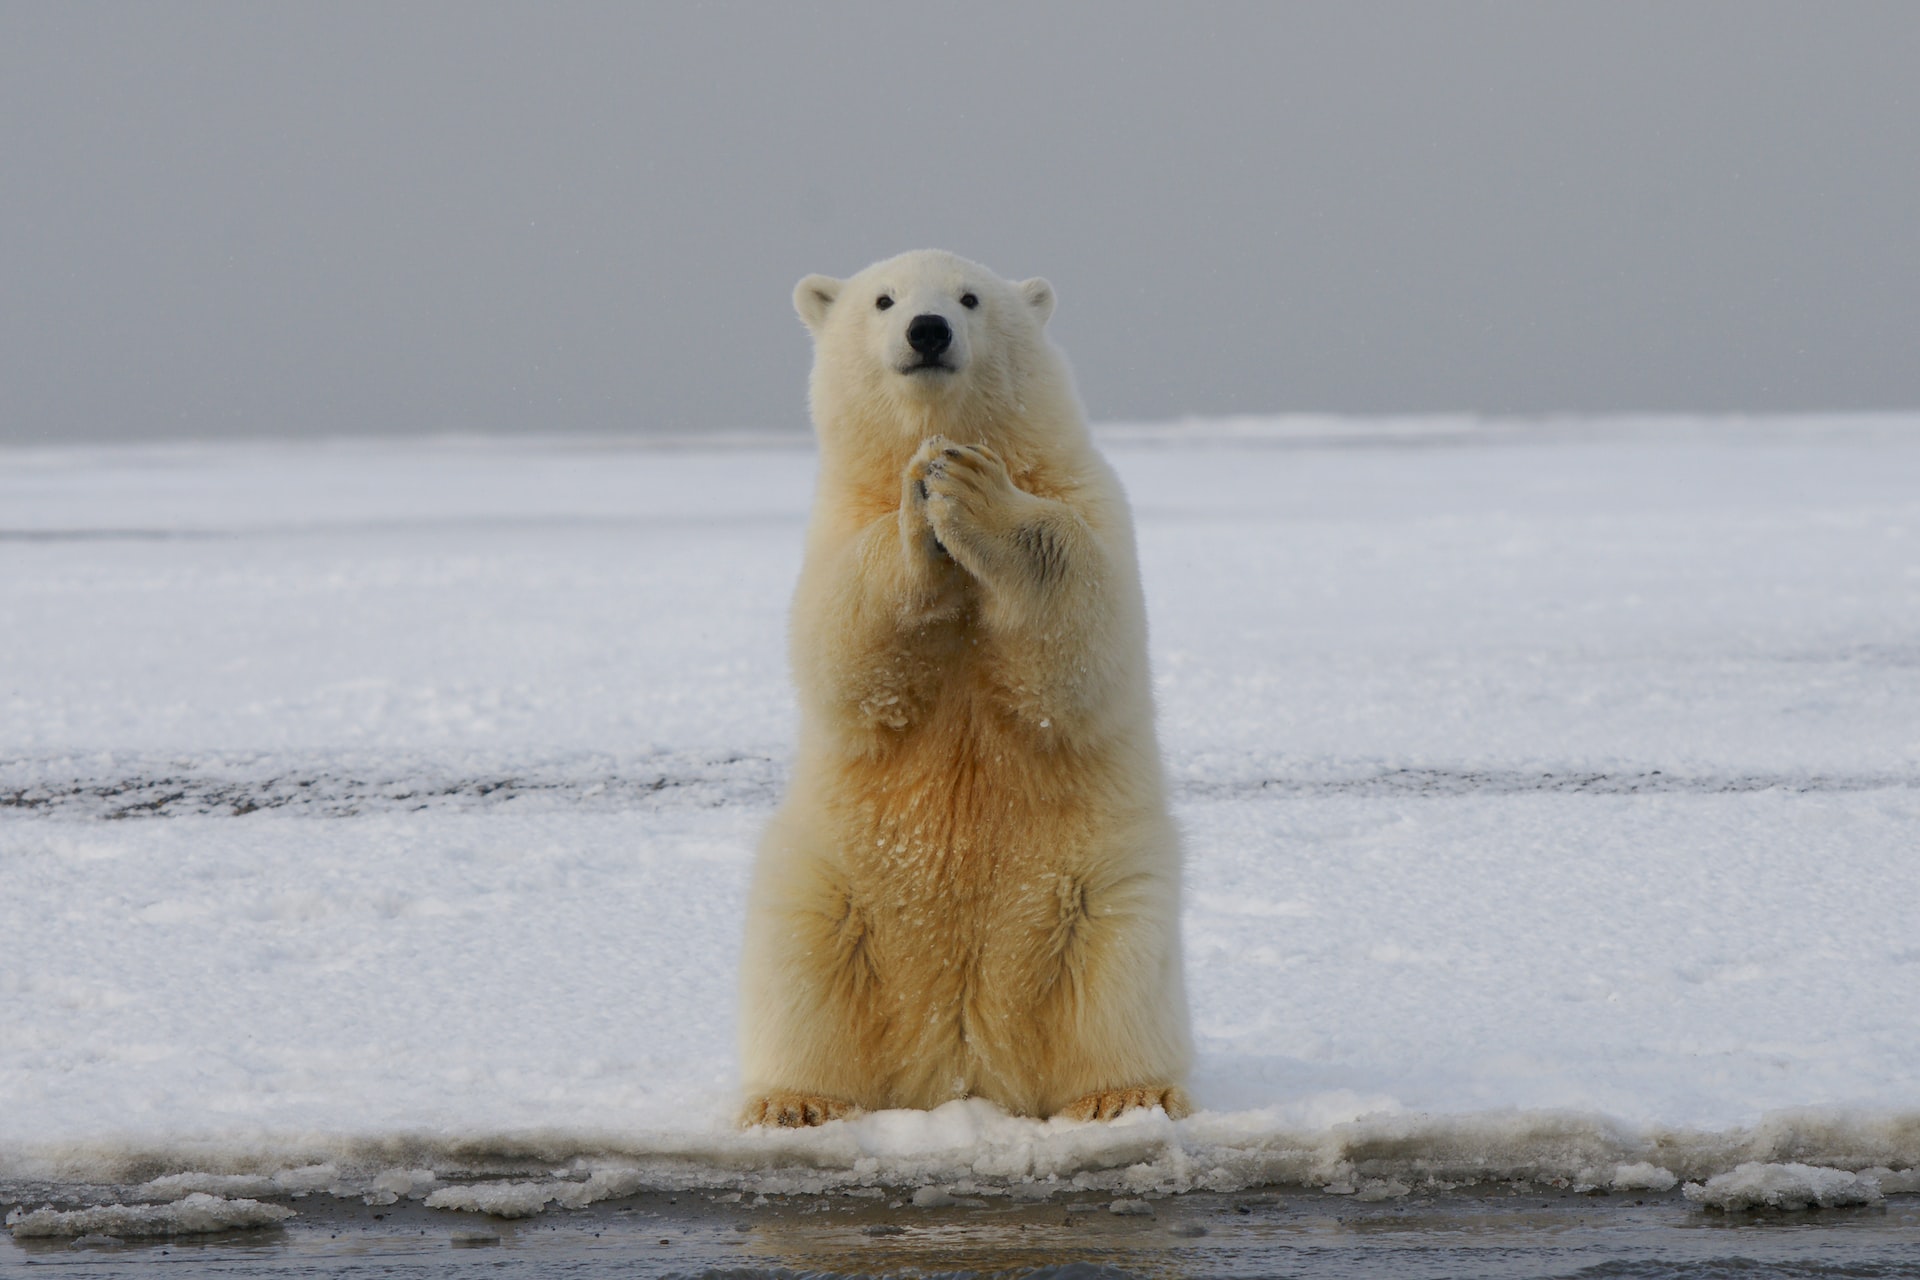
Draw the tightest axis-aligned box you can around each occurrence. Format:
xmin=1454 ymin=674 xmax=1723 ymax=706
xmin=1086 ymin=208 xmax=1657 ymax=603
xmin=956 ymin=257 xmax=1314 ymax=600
xmin=794 ymin=250 xmax=1061 ymax=438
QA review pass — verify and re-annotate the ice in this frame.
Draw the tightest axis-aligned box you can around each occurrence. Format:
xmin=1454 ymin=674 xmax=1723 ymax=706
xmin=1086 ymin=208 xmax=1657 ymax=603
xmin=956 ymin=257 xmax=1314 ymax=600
xmin=1352 ymin=1179 xmax=1412 ymax=1202
xmin=1682 ymin=1162 xmax=1884 ymax=1211
xmin=1864 ymin=1167 xmax=1920 ymax=1194
xmin=424 ymin=1181 xmax=575 ymax=1218
xmin=5 ymin=1193 xmax=294 ymax=1238
xmin=1610 ymin=1162 xmax=1680 ymax=1192
xmin=138 ymin=1173 xmax=281 ymax=1200
xmin=2 ymin=418 xmax=1919 ymax=1207
xmin=365 ymin=1168 xmax=440 ymax=1205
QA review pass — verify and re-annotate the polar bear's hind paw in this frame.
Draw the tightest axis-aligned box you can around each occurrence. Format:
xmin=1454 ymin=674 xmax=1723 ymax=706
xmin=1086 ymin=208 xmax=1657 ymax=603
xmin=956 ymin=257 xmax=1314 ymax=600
xmin=1058 ymin=1086 xmax=1191 ymax=1122
xmin=741 ymin=1091 xmax=860 ymax=1128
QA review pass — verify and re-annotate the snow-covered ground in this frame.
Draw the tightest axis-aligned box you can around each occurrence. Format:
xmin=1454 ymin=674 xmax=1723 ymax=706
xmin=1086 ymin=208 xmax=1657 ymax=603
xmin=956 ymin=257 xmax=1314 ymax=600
xmin=3 ymin=418 xmax=1917 ymax=1209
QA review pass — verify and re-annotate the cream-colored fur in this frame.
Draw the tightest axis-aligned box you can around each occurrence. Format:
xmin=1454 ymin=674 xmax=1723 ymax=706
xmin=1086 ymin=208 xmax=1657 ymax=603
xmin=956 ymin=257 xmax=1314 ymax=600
xmin=739 ymin=250 xmax=1190 ymax=1126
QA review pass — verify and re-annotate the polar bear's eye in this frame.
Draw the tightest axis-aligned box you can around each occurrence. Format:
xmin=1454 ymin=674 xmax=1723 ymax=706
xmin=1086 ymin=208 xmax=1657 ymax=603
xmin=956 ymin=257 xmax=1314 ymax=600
xmin=960 ymin=293 xmax=979 ymax=309
xmin=875 ymin=296 xmax=894 ymax=311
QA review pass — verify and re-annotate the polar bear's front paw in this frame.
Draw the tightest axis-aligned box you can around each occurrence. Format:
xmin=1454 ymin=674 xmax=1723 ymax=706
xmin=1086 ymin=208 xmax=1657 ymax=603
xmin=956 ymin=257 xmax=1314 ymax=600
xmin=740 ymin=1091 xmax=860 ymax=1128
xmin=922 ymin=442 xmax=1028 ymax=562
xmin=1058 ymin=1086 xmax=1191 ymax=1122
xmin=923 ymin=441 xmax=1013 ymax=513
xmin=901 ymin=436 xmax=958 ymax=561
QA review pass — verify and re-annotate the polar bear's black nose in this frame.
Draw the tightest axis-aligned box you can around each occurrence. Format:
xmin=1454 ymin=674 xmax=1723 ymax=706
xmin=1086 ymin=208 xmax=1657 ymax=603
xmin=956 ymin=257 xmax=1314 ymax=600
xmin=907 ymin=314 xmax=952 ymax=357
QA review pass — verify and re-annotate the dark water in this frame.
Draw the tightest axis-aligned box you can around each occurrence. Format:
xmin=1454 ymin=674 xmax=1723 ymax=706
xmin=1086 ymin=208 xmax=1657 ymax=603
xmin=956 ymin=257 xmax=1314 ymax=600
xmin=6 ymin=1189 xmax=1917 ymax=1278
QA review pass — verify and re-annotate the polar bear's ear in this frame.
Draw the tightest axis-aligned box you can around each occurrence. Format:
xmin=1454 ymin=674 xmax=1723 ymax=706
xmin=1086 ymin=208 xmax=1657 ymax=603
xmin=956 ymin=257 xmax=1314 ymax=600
xmin=794 ymin=275 xmax=842 ymax=332
xmin=1019 ymin=277 xmax=1056 ymax=326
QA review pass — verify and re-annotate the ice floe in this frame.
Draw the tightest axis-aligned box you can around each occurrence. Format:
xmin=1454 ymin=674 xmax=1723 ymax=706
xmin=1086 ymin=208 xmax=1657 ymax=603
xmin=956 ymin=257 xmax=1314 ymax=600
xmin=6 ymin=1193 xmax=293 ymax=1239
xmin=5 ymin=424 xmax=1919 ymax=1214
xmin=1683 ymin=1162 xmax=1883 ymax=1212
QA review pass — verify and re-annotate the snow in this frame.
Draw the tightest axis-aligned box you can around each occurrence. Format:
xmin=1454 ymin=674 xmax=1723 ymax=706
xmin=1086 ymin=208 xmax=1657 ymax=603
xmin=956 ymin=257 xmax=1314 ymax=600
xmin=5 ymin=1193 xmax=294 ymax=1238
xmin=1610 ymin=1162 xmax=1680 ymax=1192
xmin=1683 ymin=1162 xmax=1883 ymax=1212
xmin=424 ymin=1180 xmax=585 ymax=1218
xmin=3 ymin=417 xmax=1918 ymax=1212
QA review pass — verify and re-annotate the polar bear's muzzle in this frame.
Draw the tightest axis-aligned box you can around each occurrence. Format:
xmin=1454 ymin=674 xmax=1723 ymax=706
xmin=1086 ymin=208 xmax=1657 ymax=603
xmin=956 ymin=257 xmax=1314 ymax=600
xmin=902 ymin=313 xmax=956 ymax=373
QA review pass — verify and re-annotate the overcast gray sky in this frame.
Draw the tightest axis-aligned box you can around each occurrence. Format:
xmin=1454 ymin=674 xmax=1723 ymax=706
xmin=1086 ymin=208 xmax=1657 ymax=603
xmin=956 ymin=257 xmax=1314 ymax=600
xmin=2 ymin=2 xmax=1916 ymax=444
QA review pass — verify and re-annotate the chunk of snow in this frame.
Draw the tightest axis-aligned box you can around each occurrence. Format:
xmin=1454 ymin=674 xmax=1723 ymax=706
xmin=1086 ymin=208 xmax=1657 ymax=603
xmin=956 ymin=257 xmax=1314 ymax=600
xmin=138 ymin=1172 xmax=279 ymax=1199
xmin=1682 ymin=1163 xmax=1883 ymax=1211
xmin=271 ymin=1163 xmax=344 ymax=1194
xmin=7 ymin=1194 xmax=293 ymax=1238
xmin=424 ymin=1182 xmax=559 ymax=1218
xmin=366 ymin=1167 xmax=440 ymax=1205
xmin=1611 ymin=1162 xmax=1679 ymax=1192
xmin=1861 ymin=1166 xmax=1920 ymax=1195
xmin=1354 ymin=1178 xmax=1412 ymax=1201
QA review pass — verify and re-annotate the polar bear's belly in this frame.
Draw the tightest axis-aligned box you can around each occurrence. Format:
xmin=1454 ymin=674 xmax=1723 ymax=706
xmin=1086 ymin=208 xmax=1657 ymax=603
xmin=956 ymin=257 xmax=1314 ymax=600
xmin=826 ymin=702 xmax=1120 ymax=1110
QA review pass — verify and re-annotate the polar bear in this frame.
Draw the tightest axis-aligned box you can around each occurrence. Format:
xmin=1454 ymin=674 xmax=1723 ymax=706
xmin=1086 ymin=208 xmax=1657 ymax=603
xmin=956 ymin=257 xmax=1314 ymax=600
xmin=738 ymin=249 xmax=1190 ymax=1126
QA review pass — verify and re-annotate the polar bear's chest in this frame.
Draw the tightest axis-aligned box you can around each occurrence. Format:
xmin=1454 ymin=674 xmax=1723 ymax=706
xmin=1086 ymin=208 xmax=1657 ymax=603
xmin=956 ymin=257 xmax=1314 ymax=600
xmin=839 ymin=697 xmax=1091 ymax=861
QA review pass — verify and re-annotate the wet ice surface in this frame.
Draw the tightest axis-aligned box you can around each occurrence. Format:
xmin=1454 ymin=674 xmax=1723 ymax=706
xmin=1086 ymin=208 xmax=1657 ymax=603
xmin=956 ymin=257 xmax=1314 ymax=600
xmin=3 ymin=419 xmax=1919 ymax=1242
xmin=6 ymin=1187 xmax=1920 ymax=1279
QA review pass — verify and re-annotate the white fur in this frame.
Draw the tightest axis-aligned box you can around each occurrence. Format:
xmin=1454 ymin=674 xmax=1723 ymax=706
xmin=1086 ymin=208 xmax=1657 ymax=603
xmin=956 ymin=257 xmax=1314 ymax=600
xmin=739 ymin=250 xmax=1190 ymax=1126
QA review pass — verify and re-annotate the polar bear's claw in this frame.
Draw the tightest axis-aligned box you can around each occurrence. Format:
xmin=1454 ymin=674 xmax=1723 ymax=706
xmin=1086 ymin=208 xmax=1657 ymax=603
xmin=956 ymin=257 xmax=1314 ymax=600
xmin=741 ymin=1091 xmax=860 ymax=1128
xmin=1058 ymin=1086 xmax=1191 ymax=1123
